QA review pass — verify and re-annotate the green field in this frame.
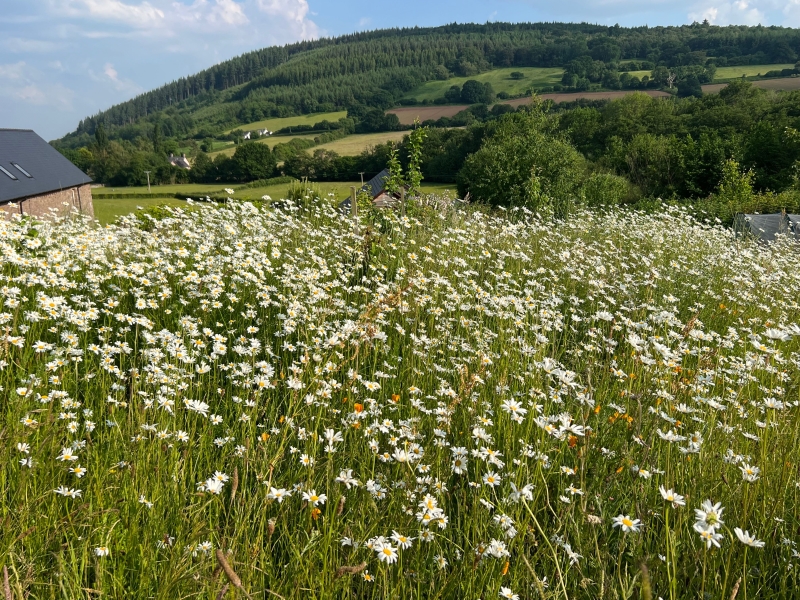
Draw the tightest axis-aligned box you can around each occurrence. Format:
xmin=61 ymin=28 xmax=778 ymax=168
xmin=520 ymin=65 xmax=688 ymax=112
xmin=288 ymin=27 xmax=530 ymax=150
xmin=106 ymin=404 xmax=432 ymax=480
xmin=620 ymin=70 xmax=652 ymax=79
xmin=399 ymin=64 xmax=798 ymax=106
xmin=714 ymin=64 xmax=795 ymax=80
xmin=97 ymin=183 xmax=232 ymax=195
xmin=407 ymin=67 xmax=564 ymax=102
xmin=208 ymin=133 xmax=320 ymax=158
xmin=210 ymin=131 xmax=410 ymax=160
xmin=226 ymin=111 xmax=348 ymax=134
xmin=92 ymin=197 xmax=188 ymax=225
xmin=312 ymin=131 xmax=408 ymax=155
xmin=93 ymin=181 xmax=456 ymax=224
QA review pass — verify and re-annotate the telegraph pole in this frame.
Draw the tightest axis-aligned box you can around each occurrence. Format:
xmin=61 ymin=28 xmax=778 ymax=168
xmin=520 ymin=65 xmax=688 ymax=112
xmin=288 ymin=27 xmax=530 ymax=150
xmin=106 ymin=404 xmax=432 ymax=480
xmin=144 ymin=171 xmax=151 ymax=193
xmin=359 ymin=172 xmax=365 ymax=186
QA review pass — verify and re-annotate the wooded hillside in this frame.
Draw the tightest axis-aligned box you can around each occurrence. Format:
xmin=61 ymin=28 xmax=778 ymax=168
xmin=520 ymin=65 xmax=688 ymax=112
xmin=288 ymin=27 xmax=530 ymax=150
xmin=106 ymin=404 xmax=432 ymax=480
xmin=57 ymin=22 xmax=800 ymax=147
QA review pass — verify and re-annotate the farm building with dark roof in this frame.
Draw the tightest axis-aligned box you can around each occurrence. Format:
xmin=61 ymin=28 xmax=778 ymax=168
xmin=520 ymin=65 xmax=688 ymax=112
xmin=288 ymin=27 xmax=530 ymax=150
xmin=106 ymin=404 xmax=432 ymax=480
xmin=0 ymin=129 xmax=94 ymax=218
xmin=339 ymin=168 xmax=403 ymax=212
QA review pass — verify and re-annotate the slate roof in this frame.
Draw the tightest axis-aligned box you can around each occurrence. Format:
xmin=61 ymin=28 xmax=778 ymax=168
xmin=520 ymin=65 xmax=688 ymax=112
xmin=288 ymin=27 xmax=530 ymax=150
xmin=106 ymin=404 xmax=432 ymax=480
xmin=338 ymin=168 xmax=394 ymax=212
xmin=0 ymin=129 xmax=92 ymax=204
xmin=362 ymin=168 xmax=390 ymax=198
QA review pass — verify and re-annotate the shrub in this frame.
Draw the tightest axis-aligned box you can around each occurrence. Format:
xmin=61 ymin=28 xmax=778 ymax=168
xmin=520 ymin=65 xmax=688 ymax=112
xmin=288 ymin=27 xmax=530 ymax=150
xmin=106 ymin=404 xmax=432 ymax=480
xmin=457 ymin=108 xmax=584 ymax=214
xmin=580 ymin=172 xmax=633 ymax=206
xmin=284 ymin=178 xmax=325 ymax=208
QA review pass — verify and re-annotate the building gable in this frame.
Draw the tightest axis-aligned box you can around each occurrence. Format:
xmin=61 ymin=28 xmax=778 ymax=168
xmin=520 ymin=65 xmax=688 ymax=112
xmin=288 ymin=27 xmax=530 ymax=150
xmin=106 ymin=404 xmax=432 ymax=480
xmin=0 ymin=129 xmax=92 ymax=204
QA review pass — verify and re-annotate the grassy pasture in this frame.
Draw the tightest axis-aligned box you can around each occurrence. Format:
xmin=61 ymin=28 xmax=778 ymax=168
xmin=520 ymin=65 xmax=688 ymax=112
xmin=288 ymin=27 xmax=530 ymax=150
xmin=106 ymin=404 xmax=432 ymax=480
xmin=311 ymin=131 xmax=408 ymax=155
xmin=714 ymin=64 xmax=795 ymax=80
xmin=92 ymin=181 xmax=456 ymax=223
xmin=96 ymin=183 xmax=232 ymax=195
xmin=210 ymin=132 xmax=408 ymax=160
xmin=208 ymin=133 xmax=320 ymax=158
xmin=620 ymin=70 xmax=652 ymax=79
xmin=92 ymin=197 xmax=188 ymax=224
xmin=702 ymin=77 xmax=800 ymax=94
xmin=752 ymin=76 xmax=800 ymax=90
xmin=225 ymin=111 xmax=348 ymax=134
xmin=406 ymin=67 xmax=564 ymax=101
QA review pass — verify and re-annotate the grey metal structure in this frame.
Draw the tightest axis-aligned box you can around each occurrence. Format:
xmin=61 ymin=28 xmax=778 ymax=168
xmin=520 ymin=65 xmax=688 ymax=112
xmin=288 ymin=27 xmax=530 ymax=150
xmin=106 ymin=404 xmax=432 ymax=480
xmin=0 ymin=129 xmax=91 ymax=204
xmin=788 ymin=214 xmax=800 ymax=240
xmin=736 ymin=213 xmax=798 ymax=243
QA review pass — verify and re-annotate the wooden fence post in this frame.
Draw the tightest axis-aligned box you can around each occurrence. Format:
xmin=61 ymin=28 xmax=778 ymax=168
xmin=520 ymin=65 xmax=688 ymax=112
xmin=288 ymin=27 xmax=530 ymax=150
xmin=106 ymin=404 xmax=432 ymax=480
xmin=401 ymin=188 xmax=406 ymax=218
xmin=350 ymin=186 xmax=358 ymax=235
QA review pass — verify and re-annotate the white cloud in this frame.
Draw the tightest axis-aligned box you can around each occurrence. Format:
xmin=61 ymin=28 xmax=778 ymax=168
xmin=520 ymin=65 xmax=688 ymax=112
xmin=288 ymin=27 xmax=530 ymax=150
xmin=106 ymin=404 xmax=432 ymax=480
xmin=688 ymin=0 xmax=768 ymax=25
xmin=60 ymin=0 xmax=166 ymax=27
xmin=17 ymin=84 xmax=76 ymax=110
xmin=16 ymin=85 xmax=49 ymax=104
xmin=257 ymin=0 xmax=307 ymax=21
xmin=209 ymin=0 xmax=249 ymax=25
xmin=88 ymin=61 xmax=143 ymax=93
xmin=0 ymin=62 xmax=27 ymax=80
xmin=37 ymin=0 xmax=317 ymax=44
xmin=0 ymin=61 xmax=75 ymax=110
xmin=782 ymin=0 xmax=800 ymax=26
xmin=3 ymin=38 xmax=61 ymax=53
xmin=257 ymin=0 xmax=318 ymax=38
xmin=104 ymin=62 xmax=120 ymax=81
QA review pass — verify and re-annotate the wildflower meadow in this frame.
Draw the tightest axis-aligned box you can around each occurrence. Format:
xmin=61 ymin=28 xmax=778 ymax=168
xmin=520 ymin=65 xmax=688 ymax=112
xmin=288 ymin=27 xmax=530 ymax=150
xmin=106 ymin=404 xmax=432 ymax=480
xmin=1 ymin=197 xmax=799 ymax=599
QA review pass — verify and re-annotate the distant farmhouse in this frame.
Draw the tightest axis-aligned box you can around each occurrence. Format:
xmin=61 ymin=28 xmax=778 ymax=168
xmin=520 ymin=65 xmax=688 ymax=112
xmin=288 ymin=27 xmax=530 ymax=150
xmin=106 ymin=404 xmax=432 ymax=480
xmin=339 ymin=169 xmax=403 ymax=212
xmin=242 ymin=130 xmax=272 ymax=140
xmin=0 ymin=129 xmax=94 ymax=218
xmin=169 ymin=153 xmax=192 ymax=170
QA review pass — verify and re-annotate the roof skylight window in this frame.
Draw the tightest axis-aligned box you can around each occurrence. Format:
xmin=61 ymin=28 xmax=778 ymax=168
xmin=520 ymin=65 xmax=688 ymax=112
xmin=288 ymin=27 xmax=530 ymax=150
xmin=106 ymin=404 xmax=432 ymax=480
xmin=0 ymin=166 xmax=18 ymax=181
xmin=11 ymin=163 xmax=32 ymax=178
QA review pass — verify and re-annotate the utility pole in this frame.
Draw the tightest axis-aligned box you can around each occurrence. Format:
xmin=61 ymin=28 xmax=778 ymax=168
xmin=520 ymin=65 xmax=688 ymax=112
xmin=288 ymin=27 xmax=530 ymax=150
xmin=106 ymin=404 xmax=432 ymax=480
xmin=144 ymin=171 xmax=151 ymax=193
xmin=359 ymin=172 xmax=365 ymax=187
xmin=350 ymin=186 xmax=359 ymax=236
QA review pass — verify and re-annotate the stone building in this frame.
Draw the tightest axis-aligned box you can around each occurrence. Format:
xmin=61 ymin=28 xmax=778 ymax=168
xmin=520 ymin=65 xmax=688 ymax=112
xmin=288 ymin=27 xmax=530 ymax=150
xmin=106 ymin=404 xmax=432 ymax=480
xmin=0 ymin=129 xmax=94 ymax=219
xmin=169 ymin=153 xmax=192 ymax=170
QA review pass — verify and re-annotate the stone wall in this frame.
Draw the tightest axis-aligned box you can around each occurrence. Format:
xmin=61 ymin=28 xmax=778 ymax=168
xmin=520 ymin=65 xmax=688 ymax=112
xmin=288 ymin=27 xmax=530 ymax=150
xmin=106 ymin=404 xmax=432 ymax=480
xmin=0 ymin=184 xmax=94 ymax=219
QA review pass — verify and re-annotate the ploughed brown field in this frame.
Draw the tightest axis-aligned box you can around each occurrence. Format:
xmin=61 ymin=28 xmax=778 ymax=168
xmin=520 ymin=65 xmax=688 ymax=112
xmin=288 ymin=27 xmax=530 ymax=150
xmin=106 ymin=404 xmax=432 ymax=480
xmin=702 ymin=77 xmax=800 ymax=93
xmin=387 ymin=105 xmax=470 ymax=124
xmin=389 ymin=77 xmax=800 ymax=124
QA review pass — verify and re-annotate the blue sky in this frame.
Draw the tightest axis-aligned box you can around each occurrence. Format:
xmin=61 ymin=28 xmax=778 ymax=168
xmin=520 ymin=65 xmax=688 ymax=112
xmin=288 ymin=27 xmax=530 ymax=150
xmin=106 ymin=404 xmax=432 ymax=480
xmin=2 ymin=0 xmax=799 ymax=140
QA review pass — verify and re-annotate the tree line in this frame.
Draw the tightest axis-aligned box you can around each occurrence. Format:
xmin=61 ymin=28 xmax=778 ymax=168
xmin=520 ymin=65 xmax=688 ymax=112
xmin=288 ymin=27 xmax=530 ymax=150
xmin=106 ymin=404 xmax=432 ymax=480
xmin=60 ymin=80 xmax=800 ymax=207
xmin=282 ymin=82 xmax=800 ymax=221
